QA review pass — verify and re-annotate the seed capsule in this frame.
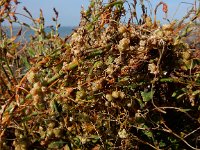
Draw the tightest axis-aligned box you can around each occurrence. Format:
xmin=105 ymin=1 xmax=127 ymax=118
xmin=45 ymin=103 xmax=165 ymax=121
xmin=182 ymin=51 xmax=191 ymax=60
xmin=127 ymin=103 xmax=132 ymax=107
xmin=105 ymin=94 xmax=113 ymax=101
xmin=119 ymin=91 xmax=125 ymax=99
xmin=112 ymin=91 xmax=119 ymax=99
xmin=27 ymin=71 xmax=36 ymax=83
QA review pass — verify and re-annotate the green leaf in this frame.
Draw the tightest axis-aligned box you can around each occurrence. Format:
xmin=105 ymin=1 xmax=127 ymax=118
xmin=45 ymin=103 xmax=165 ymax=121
xmin=172 ymin=92 xmax=177 ymax=97
xmin=159 ymin=140 xmax=166 ymax=147
xmin=176 ymin=93 xmax=186 ymax=99
xmin=172 ymin=88 xmax=187 ymax=99
xmin=28 ymin=48 xmax=35 ymax=57
xmin=93 ymin=61 xmax=103 ymax=68
xmin=105 ymin=56 xmax=114 ymax=65
xmin=90 ymin=135 xmax=100 ymax=143
xmin=89 ymin=61 xmax=103 ymax=75
xmin=48 ymin=140 xmax=65 ymax=149
xmin=86 ymin=49 xmax=103 ymax=59
xmin=73 ymin=137 xmax=81 ymax=146
xmin=141 ymin=124 xmax=154 ymax=140
xmin=160 ymin=78 xmax=174 ymax=82
xmin=21 ymin=56 xmax=31 ymax=69
xmin=192 ymin=90 xmax=200 ymax=96
xmin=141 ymin=90 xmax=154 ymax=102
xmin=178 ymin=108 xmax=191 ymax=113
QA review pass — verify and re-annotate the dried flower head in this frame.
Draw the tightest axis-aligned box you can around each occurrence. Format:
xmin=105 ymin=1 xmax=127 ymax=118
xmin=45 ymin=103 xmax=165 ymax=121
xmin=27 ymin=71 xmax=36 ymax=83
xmin=118 ymin=38 xmax=130 ymax=52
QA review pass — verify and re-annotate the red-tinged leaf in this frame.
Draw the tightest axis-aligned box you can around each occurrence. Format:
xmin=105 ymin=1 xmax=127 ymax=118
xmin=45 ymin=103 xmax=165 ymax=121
xmin=162 ymin=3 xmax=168 ymax=13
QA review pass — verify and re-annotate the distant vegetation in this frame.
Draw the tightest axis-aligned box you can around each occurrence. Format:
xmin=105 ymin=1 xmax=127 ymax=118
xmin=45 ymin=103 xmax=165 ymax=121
xmin=0 ymin=0 xmax=200 ymax=149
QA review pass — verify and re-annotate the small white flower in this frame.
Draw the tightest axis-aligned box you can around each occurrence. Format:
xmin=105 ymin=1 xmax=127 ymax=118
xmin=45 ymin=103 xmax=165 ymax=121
xmin=91 ymin=80 xmax=102 ymax=92
xmin=148 ymin=63 xmax=158 ymax=74
xmin=119 ymin=91 xmax=125 ymax=99
xmin=118 ymin=129 xmax=128 ymax=139
xmin=163 ymin=71 xmax=167 ymax=75
xmin=114 ymin=57 xmax=122 ymax=65
xmin=33 ymin=82 xmax=41 ymax=89
xmin=69 ymin=117 xmax=73 ymax=122
xmin=127 ymin=103 xmax=132 ymax=107
xmin=27 ymin=71 xmax=36 ymax=83
xmin=118 ymin=38 xmax=130 ymax=52
xmin=139 ymin=40 xmax=146 ymax=47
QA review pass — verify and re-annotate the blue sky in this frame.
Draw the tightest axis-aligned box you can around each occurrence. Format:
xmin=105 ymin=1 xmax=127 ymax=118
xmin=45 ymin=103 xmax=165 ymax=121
xmin=16 ymin=0 xmax=197 ymax=26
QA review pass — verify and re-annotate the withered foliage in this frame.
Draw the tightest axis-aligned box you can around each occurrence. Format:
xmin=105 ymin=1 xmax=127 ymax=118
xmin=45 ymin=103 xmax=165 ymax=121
xmin=0 ymin=0 xmax=200 ymax=149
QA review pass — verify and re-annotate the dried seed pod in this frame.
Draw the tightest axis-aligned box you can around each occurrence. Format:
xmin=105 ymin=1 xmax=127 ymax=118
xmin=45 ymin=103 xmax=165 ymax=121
xmin=114 ymin=57 xmax=122 ymax=65
xmin=153 ymin=29 xmax=164 ymax=37
xmin=30 ymin=87 xmax=38 ymax=96
xmin=33 ymin=95 xmax=41 ymax=103
xmin=119 ymin=91 xmax=125 ymax=99
xmin=139 ymin=40 xmax=146 ymax=47
xmin=105 ymin=94 xmax=113 ymax=101
xmin=13 ymin=140 xmax=28 ymax=150
xmin=182 ymin=51 xmax=191 ymax=60
xmin=27 ymin=71 xmax=36 ymax=83
xmin=46 ymin=128 xmax=54 ymax=138
xmin=32 ymin=95 xmax=45 ymax=110
xmin=118 ymin=38 xmax=130 ymax=52
xmin=127 ymin=103 xmax=132 ymax=107
xmin=76 ymin=90 xmax=86 ymax=100
xmin=118 ymin=25 xmax=127 ymax=34
xmin=118 ymin=129 xmax=128 ymax=139
xmin=106 ymin=65 xmax=114 ymax=75
xmin=105 ymin=101 xmax=110 ymax=106
xmin=145 ymin=16 xmax=152 ymax=27
xmin=91 ymin=79 xmax=103 ymax=92
xmin=112 ymin=91 xmax=119 ymax=99
xmin=33 ymin=82 xmax=42 ymax=90
xmin=48 ymin=121 xmax=56 ymax=128
xmin=53 ymin=128 xmax=63 ymax=138
xmin=148 ymin=63 xmax=158 ymax=75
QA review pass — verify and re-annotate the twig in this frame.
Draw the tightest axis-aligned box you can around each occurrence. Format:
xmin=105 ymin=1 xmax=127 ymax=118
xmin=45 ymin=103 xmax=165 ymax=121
xmin=130 ymin=134 xmax=158 ymax=149
xmin=184 ymin=126 xmax=200 ymax=139
xmin=162 ymin=122 xmax=200 ymax=150
xmin=90 ymin=121 xmax=105 ymax=149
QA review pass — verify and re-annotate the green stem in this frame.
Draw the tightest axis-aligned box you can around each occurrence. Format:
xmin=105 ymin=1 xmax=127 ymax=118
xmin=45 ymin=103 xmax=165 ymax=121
xmin=26 ymin=60 xmax=78 ymax=99
xmin=91 ymin=0 xmax=124 ymax=23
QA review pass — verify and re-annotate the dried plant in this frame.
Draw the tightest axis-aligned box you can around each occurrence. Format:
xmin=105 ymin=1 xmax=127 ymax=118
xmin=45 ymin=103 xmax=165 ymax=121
xmin=0 ymin=0 xmax=200 ymax=149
